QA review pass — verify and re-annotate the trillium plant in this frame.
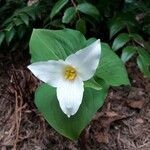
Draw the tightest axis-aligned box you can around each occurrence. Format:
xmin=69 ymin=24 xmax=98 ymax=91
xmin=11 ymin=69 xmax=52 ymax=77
xmin=28 ymin=29 xmax=130 ymax=140
xmin=28 ymin=40 xmax=101 ymax=117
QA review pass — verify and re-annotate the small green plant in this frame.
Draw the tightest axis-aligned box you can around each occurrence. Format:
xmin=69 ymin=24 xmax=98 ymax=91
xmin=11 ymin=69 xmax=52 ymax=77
xmin=109 ymin=11 xmax=150 ymax=77
xmin=27 ymin=28 xmax=129 ymax=140
xmin=0 ymin=0 xmax=46 ymax=48
xmin=48 ymin=0 xmax=101 ymax=34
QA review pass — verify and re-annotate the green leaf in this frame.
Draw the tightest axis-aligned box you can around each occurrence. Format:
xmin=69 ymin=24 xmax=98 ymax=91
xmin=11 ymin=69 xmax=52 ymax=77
xmin=129 ymin=33 xmax=144 ymax=42
xmin=17 ymin=25 xmax=26 ymax=39
xmin=35 ymin=83 xmax=108 ymax=140
xmin=84 ymin=78 xmax=102 ymax=90
xmin=76 ymin=19 xmax=86 ymax=34
xmin=4 ymin=23 xmax=13 ymax=31
xmin=5 ymin=27 xmax=15 ymax=44
xmin=112 ymin=33 xmax=130 ymax=51
xmin=76 ymin=3 xmax=100 ymax=21
xmin=0 ymin=32 xmax=5 ymax=46
xmin=25 ymin=10 xmax=36 ymax=20
xmin=62 ymin=7 xmax=76 ymax=23
xmin=14 ymin=5 xmax=37 ymax=21
xmin=109 ymin=20 xmax=125 ymax=39
xmin=121 ymin=46 xmax=136 ymax=63
xmin=137 ymin=48 xmax=150 ymax=77
xmin=19 ymin=14 xmax=29 ymax=26
xmin=30 ymin=29 xmax=86 ymax=62
xmin=50 ymin=0 xmax=69 ymax=19
xmin=109 ymin=13 xmax=139 ymax=38
xmin=95 ymin=77 xmax=109 ymax=90
xmin=13 ymin=18 xmax=23 ymax=26
xmin=96 ymin=43 xmax=130 ymax=86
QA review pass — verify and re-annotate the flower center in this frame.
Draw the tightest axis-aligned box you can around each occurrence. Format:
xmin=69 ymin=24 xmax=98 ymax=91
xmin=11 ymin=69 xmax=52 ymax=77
xmin=64 ymin=66 xmax=76 ymax=80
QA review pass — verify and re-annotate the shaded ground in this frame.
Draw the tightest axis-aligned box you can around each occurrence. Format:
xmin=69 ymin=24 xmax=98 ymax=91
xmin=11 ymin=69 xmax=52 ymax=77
xmin=0 ymin=51 xmax=150 ymax=150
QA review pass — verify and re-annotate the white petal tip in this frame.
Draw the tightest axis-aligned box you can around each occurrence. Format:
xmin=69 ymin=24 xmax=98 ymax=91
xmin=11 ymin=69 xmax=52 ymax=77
xmin=65 ymin=107 xmax=74 ymax=118
xmin=27 ymin=65 xmax=32 ymax=71
xmin=67 ymin=115 xmax=71 ymax=118
xmin=93 ymin=39 xmax=100 ymax=45
xmin=27 ymin=65 xmax=30 ymax=69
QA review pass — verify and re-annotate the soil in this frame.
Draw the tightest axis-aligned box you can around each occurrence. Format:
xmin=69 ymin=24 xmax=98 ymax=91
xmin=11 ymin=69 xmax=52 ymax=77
xmin=0 ymin=50 xmax=150 ymax=150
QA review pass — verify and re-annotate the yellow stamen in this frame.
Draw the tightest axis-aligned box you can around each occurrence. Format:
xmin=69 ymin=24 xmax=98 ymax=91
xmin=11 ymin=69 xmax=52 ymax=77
xmin=64 ymin=66 xmax=76 ymax=80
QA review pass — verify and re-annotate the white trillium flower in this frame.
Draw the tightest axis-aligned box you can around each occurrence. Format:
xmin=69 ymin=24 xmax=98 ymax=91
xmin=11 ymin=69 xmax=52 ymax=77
xmin=28 ymin=39 xmax=101 ymax=117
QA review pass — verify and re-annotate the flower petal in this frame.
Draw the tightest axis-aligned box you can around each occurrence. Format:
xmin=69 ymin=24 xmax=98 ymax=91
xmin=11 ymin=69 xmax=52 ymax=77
xmin=27 ymin=60 xmax=66 ymax=87
xmin=65 ymin=39 xmax=101 ymax=81
xmin=56 ymin=77 xmax=84 ymax=117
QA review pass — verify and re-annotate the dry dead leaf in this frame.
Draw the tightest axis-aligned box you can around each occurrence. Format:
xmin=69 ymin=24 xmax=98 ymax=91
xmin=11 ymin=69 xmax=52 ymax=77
xmin=126 ymin=100 xmax=145 ymax=109
xmin=106 ymin=111 xmax=118 ymax=117
xmin=136 ymin=118 xmax=144 ymax=124
xmin=95 ymin=131 xmax=109 ymax=144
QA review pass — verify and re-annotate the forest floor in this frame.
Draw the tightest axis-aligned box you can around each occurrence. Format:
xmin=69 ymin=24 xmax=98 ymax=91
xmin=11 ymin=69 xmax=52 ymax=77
xmin=0 ymin=50 xmax=150 ymax=150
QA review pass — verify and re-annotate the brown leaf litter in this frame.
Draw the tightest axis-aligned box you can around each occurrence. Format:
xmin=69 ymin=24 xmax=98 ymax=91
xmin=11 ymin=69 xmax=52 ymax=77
xmin=0 ymin=52 xmax=150 ymax=150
